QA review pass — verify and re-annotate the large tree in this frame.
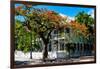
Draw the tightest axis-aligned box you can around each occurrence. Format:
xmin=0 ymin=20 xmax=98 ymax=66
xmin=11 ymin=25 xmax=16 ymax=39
xmin=15 ymin=4 xmax=68 ymax=61
xmin=75 ymin=11 xmax=95 ymax=56
xmin=75 ymin=11 xmax=95 ymax=43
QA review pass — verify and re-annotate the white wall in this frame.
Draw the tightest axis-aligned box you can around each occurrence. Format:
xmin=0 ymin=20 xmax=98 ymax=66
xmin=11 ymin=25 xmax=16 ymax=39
xmin=0 ymin=0 xmax=100 ymax=69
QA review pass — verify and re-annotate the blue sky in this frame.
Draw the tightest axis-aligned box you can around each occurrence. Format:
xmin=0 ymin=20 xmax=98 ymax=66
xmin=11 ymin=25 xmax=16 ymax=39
xmin=34 ymin=5 xmax=94 ymax=17
xmin=15 ymin=4 xmax=94 ymax=21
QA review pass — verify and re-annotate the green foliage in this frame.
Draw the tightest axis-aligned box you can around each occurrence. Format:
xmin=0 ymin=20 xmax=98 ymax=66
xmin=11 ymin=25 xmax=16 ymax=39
xmin=15 ymin=20 xmax=41 ymax=53
xmin=75 ymin=11 xmax=95 ymax=43
xmin=75 ymin=11 xmax=94 ymax=26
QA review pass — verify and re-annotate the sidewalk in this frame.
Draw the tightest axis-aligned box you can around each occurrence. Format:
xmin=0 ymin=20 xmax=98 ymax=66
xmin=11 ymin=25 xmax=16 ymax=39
xmin=15 ymin=56 xmax=95 ymax=65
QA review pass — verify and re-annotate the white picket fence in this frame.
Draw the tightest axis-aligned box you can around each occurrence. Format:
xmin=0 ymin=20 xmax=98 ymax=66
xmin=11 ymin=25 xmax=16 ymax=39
xmin=15 ymin=51 xmax=69 ymax=61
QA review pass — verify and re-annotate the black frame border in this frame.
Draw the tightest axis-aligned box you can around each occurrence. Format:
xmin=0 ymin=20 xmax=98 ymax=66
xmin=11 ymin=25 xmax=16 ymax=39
xmin=10 ymin=1 xmax=96 ymax=69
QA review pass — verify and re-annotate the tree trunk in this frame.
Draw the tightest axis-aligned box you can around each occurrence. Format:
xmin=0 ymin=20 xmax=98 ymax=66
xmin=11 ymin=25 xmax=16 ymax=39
xmin=39 ymin=32 xmax=51 ymax=62
xmin=43 ymin=43 xmax=48 ymax=62
xmin=30 ymin=32 xmax=32 ymax=59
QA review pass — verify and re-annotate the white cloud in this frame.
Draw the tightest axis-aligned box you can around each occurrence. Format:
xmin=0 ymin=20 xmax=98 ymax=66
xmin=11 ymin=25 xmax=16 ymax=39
xmin=59 ymin=13 xmax=75 ymax=22
xmin=88 ymin=10 xmax=94 ymax=18
xmin=68 ymin=16 xmax=75 ymax=21
xmin=59 ymin=13 xmax=67 ymax=17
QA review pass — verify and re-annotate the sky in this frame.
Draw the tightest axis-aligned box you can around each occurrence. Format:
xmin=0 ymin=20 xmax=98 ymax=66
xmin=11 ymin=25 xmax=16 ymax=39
xmin=34 ymin=5 xmax=94 ymax=17
xmin=15 ymin=4 xmax=95 ymax=21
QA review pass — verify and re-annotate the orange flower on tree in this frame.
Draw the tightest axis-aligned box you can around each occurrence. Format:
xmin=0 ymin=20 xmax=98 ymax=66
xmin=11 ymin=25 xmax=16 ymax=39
xmin=70 ymin=20 xmax=88 ymax=37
